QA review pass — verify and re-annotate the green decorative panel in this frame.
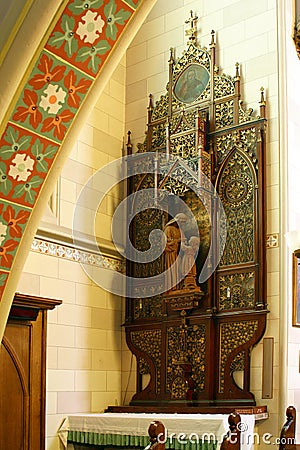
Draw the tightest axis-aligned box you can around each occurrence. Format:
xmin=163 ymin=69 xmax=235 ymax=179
xmin=218 ymin=151 xmax=255 ymax=266
xmin=218 ymin=271 xmax=255 ymax=310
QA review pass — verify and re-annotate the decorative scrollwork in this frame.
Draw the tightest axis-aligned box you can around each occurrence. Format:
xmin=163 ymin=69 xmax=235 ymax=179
xmin=170 ymin=133 xmax=197 ymax=160
xmin=152 ymin=94 xmax=169 ymax=121
xmin=152 ymin=122 xmax=167 ymax=149
xmin=214 ymin=74 xmax=235 ymax=98
xmin=219 ymin=321 xmax=258 ymax=393
xmin=219 ymin=151 xmax=255 ymax=266
xmin=230 ymin=351 xmax=245 ymax=372
xmin=218 ymin=272 xmax=255 ymax=310
xmin=215 ymin=128 xmax=259 ymax=170
xmin=133 ymin=296 xmax=163 ymax=319
xmin=170 ymin=111 xmax=196 ymax=134
xmin=215 ymin=100 xmax=234 ymax=129
xmin=239 ymin=101 xmax=255 ymax=123
xmin=131 ymin=329 xmax=162 ymax=393
xmin=139 ymin=357 xmax=151 ymax=375
xmin=167 ymin=324 xmax=206 ymax=398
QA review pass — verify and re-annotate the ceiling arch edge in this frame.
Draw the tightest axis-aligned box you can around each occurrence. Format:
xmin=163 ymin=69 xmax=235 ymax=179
xmin=0 ymin=0 xmax=158 ymax=341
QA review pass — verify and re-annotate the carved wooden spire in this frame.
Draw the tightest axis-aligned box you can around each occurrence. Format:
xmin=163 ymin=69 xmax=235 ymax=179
xmin=126 ymin=130 xmax=132 ymax=155
xmin=259 ymin=87 xmax=266 ymax=118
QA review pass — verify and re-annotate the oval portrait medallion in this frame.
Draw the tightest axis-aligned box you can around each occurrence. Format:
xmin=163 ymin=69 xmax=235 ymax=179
xmin=174 ymin=63 xmax=209 ymax=103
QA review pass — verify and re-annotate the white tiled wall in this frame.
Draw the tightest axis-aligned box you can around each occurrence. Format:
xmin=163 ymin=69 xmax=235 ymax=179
xmin=285 ymin=0 xmax=300 ymax=443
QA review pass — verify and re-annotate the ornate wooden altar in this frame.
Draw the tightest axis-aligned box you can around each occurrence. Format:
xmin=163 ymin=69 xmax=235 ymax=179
xmin=122 ymin=13 xmax=268 ymax=410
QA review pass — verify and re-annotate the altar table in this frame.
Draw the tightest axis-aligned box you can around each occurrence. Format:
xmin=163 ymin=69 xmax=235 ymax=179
xmin=58 ymin=413 xmax=255 ymax=450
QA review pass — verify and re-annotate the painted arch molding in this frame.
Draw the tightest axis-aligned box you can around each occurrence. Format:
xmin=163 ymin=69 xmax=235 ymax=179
xmin=0 ymin=0 xmax=157 ymax=340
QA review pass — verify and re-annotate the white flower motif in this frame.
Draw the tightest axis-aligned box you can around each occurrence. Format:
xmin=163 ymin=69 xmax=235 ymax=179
xmin=8 ymin=153 xmax=34 ymax=182
xmin=76 ymin=10 xmax=105 ymax=44
xmin=39 ymin=84 xmax=67 ymax=115
xmin=0 ymin=222 xmax=7 ymax=245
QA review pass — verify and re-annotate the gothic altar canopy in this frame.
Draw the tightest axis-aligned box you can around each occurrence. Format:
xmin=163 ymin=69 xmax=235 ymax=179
xmin=121 ymin=12 xmax=268 ymax=410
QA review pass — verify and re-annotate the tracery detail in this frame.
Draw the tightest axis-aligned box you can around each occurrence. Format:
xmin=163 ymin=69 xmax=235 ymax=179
xmin=219 ymin=321 xmax=258 ymax=393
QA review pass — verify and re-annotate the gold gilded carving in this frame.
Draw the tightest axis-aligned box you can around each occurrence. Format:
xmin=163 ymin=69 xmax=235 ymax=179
xmin=165 ymin=291 xmax=204 ymax=311
xmin=215 ymin=100 xmax=234 ymax=129
xmin=219 ymin=321 xmax=258 ymax=393
xmin=214 ymin=74 xmax=235 ymax=98
xmin=219 ymin=272 xmax=255 ymax=310
xmin=131 ymin=329 xmax=162 ymax=393
xmin=167 ymin=324 xmax=206 ymax=398
xmin=171 ymin=133 xmax=197 ymax=160
xmin=170 ymin=111 xmax=197 ymax=134
xmin=230 ymin=351 xmax=245 ymax=373
xmin=294 ymin=18 xmax=300 ymax=59
xmin=219 ymin=152 xmax=255 ymax=266
xmin=139 ymin=357 xmax=151 ymax=375
xmin=133 ymin=296 xmax=163 ymax=319
xmin=151 ymin=94 xmax=169 ymax=122
xmin=152 ymin=122 xmax=167 ymax=149
xmin=125 ymin=15 xmax=267 ymax=408
xmin=215 ymin=127 xmax=258 ymax=168
xmin=239 ymin=101 xmax=255 ymax=124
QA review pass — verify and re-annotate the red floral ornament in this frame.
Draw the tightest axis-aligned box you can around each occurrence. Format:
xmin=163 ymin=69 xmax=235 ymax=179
xmin=64 ymin=70 xmax=92 ymax=108
xmin=41 ymin=109 xmax=74 ymax=140
xmin=29 ymin=53 xmax=66 ymax=90
xmin=0 ymin=240 xmax=18 ymax=268
xmin=3 ymin=206 xmax=30 ymax=238
xmin=13 ymin=90 xmax=42 ymax=129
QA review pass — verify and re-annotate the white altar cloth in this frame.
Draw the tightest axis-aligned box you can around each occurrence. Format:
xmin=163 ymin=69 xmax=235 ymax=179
xmin=58 ymin=412 xmax=255 ymax=450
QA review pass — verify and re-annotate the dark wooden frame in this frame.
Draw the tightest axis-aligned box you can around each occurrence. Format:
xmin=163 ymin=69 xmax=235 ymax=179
xmin=0 ymin=293 xmax=62 ymax=450
xmin=293 ymin=250 xmax=300 ymax=327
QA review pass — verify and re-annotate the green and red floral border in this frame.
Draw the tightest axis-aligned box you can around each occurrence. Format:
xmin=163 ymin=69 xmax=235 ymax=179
xmin=0 ymin=0 xmax=143 ymax=298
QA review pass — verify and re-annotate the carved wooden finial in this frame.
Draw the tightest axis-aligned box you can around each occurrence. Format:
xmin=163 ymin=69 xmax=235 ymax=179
xmin=185 ymin=10 xmax=198 ymax=42
xmin=169 ymin=47 xmax=174 ymax=64
xmin=235 ymin=62 xmax=240 ymax=79
xmin=148 ymin=421 xmax=166 ymax=450
xmin=279 ymin=406 xmax=296 ymax=450
xmin=210 ymin=30 xmax=216 ymax=47
xmin=259 ymin=87 xmax=266 ymax=118
xmin=126 ymin=130 xmax=132 ymax=155
xmin=147 ymin=94 xmax=154 ymax=123
xmin=148 ymin=93 xmax=154 ymax=111
xmin=260 ymin=87 xmax=265 ymax=105
xmin=220 ymin=413 xmax=241 ymax=450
